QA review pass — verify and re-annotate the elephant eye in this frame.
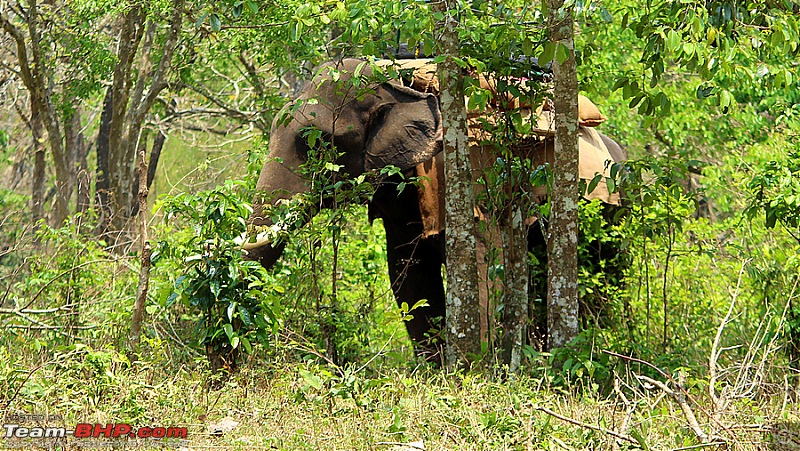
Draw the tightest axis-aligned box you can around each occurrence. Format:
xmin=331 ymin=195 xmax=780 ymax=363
xmin=369 ymin=103 xmax=393 ymax=123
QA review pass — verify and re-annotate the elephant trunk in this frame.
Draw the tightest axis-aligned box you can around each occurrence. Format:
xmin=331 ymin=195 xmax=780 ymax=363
xmin=243 ymin=240 xmax=287 ymax=270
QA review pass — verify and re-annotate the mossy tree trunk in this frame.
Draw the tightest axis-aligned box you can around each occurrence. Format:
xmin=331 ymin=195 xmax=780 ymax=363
xmin=432 ymin=0 xmax=482 ymax=368
xmin=546 ymin=0 xmax=580 ymax=351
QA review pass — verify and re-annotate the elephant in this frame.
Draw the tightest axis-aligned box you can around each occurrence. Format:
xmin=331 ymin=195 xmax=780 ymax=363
xmin=244 ymin=58 xmax=626 ymax=363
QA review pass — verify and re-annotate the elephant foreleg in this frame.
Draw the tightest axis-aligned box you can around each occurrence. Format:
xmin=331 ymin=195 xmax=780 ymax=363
xmin=385 ymin=233 xmax=447 ymax=364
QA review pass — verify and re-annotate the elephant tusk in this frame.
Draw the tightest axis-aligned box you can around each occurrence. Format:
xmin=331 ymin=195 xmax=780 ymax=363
xmin=240 ymin=232 xmax=271 ymax=250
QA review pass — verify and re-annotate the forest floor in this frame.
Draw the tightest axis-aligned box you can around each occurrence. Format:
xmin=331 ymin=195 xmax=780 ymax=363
xmin=3 ymin=346 xmax=798 ymax=451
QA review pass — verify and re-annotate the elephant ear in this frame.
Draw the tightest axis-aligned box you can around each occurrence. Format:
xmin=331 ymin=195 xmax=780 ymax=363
xmin=363 ymin=83 xmax=442 ymax=171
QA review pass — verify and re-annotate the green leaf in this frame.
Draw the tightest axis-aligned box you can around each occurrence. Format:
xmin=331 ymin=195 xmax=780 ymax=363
xmin=210 ymin=279 xmax=220 ymax=298
xmin=607 ymin=176 xmax=617 ymax=193
xmin=223 ymin=323 xmax=234 ymax=340
xmin=210 ymin=13 xmax=221 ymax=32
xmin=299 ymin=369 xmax=324 ymax=390
xmin=696 ymin=85 xmax=714 ymax=99
xmin=539 ymin=42 xmax=556 ymax=67
xmin=556 ymin=43 xmax=570 ymax=64
xmin=612 ymin=76 xmax=628 ymax=91
xmin=719 ymin=89 xmax=734 ymax=110
xmin=292 ymin=22 xmax=302 ymax=41
xmin=241 ymin=337 xmax=253 ymax=354
xmin=587 ymin=173 xmax=602 ymax=195
xmin=667 ymin=29 xmax=680 ymax=52
xmin=239 ymin=305 xmax=253 ymax=327
xmin=630 ymin=428 xmax=649 ymax=450
xmin=522 ymin=38 xmax=533 ymax=56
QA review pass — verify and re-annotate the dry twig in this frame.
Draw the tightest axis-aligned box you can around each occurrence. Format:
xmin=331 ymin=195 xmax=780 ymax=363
xmin=636 ymin=374 xmax=710 ymax=442
xmin=534 ymin=405 xmax=639 ymax=445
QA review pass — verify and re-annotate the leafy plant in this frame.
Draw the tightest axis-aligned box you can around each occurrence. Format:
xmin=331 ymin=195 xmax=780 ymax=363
xmin=154 ymin=180 xmax=274 ymax=375
xmin=747 ymin=149 xmax=800 ymax=240
xmin=746 ymin=147 xmax=800 ymax=367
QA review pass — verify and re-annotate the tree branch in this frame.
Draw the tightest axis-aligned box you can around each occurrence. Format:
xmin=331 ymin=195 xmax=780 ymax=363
xmin=535 ymin=405 xmax=639 ymax=445
xmin=636 ymin=374 xmax=711 ymax=443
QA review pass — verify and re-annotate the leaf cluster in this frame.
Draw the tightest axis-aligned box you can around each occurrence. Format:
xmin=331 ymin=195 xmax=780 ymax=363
xmin=153 ymin=180 xmax=275 ymax=355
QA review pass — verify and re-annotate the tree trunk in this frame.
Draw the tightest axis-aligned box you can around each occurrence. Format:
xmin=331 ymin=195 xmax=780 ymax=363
xmin=128 ymin=145 xmax=151 ymax=362
xmin=104 ymin=2 xmax=183 ymax=234
xmin=2 ymin=1 xmax=75 ymax=226
xmin=130 ymin=130 xmax=167 ymax=217
xmin=546 ymin=0 xmax=580 ymax=351
xmin=30 ymin=105 xmax=46 ymax=228
xmin=95 ymin=87 xmax=114 ymax=235
xmin=500 ymin=204 xmax=529 ymax=372
xmin=146 ymin=130 xmax=166 ymax=188
xmin=433 ymin=1 xmax=482 ymax=368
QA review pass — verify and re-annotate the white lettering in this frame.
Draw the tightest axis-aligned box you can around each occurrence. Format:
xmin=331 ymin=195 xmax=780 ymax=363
xmin=44 ymin=427 xmax=66 ymax=438
xmin=3 ymin=424 xmax=19 ymax=438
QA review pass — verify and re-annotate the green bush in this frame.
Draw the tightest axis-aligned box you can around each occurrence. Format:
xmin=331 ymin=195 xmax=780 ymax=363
xmin=153 ymin=180 xmax=274 ymax=373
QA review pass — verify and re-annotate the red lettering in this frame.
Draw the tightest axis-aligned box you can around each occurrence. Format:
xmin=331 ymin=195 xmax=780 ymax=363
xmin=150 ymin=427 xmax=166 ymax=438
xmin=93 ymin=423 xmax=113 ymax=438
xmin=74 ymin=424 xmax=92 ymax=438
xmin=166 ymin=427 xmax=188 ymax=439
xmin=137 ymin=427 xmax=151 ymax=438
xmin=112 ymin=424 xmax=131 ymax=438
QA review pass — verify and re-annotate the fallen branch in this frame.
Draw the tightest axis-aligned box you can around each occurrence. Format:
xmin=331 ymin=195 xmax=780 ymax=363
xmin=0 ymin=306 xmax=75 ymax=315
xmin=636 ymin=374 xmax=709 ymax=442
xmin=534 ymin=405 xmax=639 ymax=445
xmin=612 ymin=376 xmax=636 ymax=451
xmin=603 ymin=350 xmax=728 ymax=436
xmin=709 ymin=262 xmax=747 ymax=416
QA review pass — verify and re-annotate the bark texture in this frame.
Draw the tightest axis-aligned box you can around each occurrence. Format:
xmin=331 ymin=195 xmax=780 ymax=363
xmin=500 ymin=205 xmax=529 ymax=372
xmin=546 ymin=0 xmax=580 ymax=351
xmin=128 ymin=145 xmax=151 ymax=361
xmin=97 ymin=0 xmax=183 ymax=235
xmin=433 ymin=0 xmax=482 ymax=367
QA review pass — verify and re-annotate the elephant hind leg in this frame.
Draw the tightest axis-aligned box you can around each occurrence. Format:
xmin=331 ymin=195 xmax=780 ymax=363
xmin=372 ymin=180 xmax=447 ymax=365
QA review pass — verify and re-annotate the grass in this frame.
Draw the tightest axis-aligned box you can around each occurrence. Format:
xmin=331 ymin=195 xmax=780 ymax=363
xmin=2 ymin=330 xmax=798 ymax=451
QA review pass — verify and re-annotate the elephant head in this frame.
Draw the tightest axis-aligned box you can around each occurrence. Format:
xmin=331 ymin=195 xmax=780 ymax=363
xmin=245 ymin=59 xmax=442 ymax=268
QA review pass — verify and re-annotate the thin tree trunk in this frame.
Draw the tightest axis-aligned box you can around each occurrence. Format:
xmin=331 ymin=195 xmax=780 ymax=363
xmin=500 ymin=205 xmax=528 ymax=372
xmin=128 ymin=143 xmax=151 ymax=361
xmin=146 ymin=130 xmax=166 ymax=188
xmin=546 ymin=0 xmax=580 ymax=351
xmin=31 ymin=107 xmax=46 ymax=228
xmin=95 ymin=87 xmax=114 ymax=235
xmin=433 ymin=0 xmax=482 ymax=368
xmin=2 ymin=3 xmax=73 ymax=226
xmin=25 ymin=0 xmax=71 ymax=226
xmin=67 ymin=107 xmax=91 ymax=222
xmin=76 ymin=143 xmax=92 ymax=218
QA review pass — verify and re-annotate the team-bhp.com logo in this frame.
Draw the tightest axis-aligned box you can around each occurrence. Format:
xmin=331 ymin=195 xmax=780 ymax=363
xmin=4 ymin=423 xmax=187 ymax=439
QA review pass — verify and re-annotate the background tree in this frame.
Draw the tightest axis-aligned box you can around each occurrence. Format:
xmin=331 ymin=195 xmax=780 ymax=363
xmin=95 ymin=0 xmax=185 ymax=237
xmin=1 ymin=0 xmax=112 ymax=226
